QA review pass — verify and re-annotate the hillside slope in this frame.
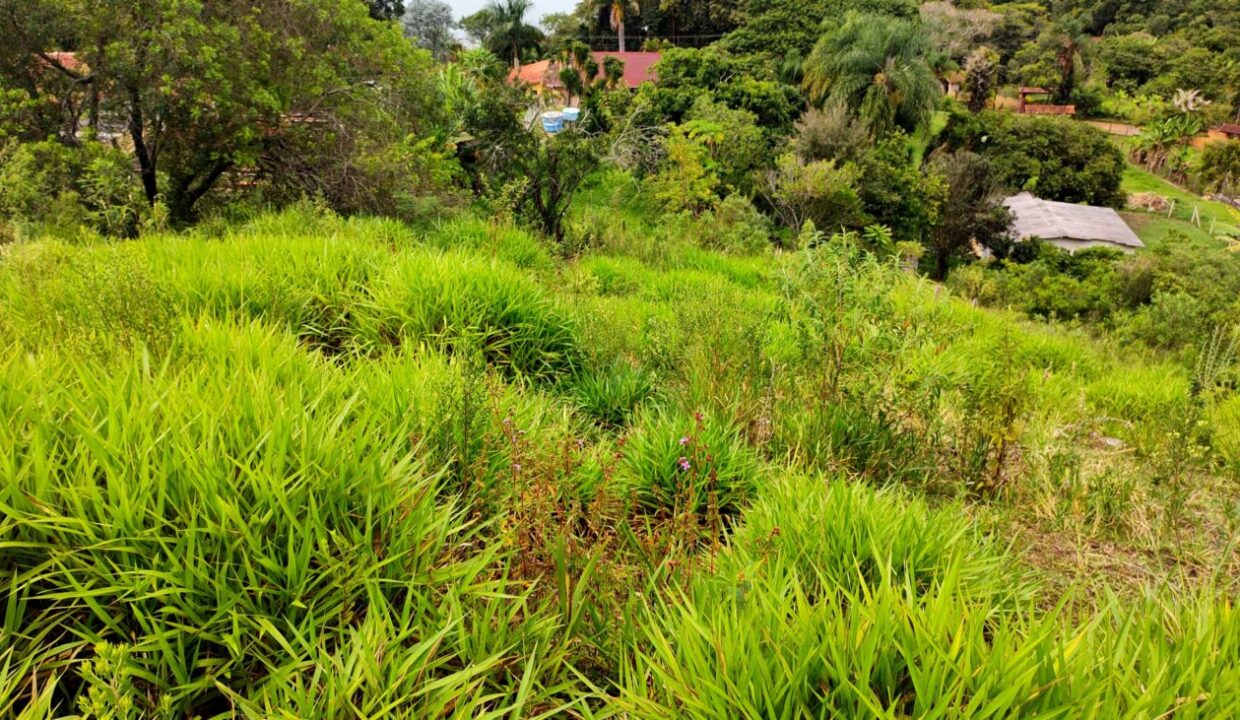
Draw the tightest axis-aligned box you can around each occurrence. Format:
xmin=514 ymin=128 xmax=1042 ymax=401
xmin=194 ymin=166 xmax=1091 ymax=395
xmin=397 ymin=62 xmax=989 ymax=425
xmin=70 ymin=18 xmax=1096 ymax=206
xmin=2 ymin=206 xmax=1238 ymax=717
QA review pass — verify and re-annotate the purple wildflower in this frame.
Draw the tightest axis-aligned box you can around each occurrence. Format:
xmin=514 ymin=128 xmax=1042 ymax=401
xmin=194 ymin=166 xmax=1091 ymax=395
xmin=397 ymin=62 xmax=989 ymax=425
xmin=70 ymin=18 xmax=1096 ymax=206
xmin=679 ymin=436 xmax=690 ymax=446
xmin=677 ymin=457 xmax=691 ymax=471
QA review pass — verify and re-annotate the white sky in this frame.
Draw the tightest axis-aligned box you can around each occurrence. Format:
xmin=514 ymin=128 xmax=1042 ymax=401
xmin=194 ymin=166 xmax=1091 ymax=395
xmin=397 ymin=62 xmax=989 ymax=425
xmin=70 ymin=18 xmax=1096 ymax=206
xmin=446 ymin=0 xmax=579 ymax=28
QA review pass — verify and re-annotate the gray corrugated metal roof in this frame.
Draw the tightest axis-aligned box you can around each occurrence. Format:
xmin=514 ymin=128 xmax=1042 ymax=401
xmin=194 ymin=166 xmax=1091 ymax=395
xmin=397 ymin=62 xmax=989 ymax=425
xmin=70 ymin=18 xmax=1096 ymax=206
xmin=1003 ymin=193 xmax=1144 ymax=249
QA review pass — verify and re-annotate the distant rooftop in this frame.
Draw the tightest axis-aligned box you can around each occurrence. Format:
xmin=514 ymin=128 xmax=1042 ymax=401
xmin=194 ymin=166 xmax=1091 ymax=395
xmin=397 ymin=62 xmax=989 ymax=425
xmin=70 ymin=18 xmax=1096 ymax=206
xmin=1003 ymin=193 xmax=1143 ymax=250
xmin=508 ymin=51 xmax=660 ymax=90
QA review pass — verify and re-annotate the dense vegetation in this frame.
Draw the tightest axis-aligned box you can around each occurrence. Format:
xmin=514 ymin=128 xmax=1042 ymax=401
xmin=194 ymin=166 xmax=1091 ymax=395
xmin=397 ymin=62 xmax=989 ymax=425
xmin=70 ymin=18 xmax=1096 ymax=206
xmin=2 ymin=0 xmax=1239 ymax=717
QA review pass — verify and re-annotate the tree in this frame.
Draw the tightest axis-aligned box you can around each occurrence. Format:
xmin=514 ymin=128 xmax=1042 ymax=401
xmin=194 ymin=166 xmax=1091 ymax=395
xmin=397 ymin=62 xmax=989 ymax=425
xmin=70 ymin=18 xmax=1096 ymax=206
xmin=939 ymin=108 xmax=1127 ymax=208
xmin=505 ymin=125 xmax=600 ymax=244
xmin=403 ymin=0 xmax=456 ymax=60
xmin=803 ymin=13 xmax=941 ymax=137
xmin=963 ymin=46 xmax=999 ymax=113
xmin=1012 ymin=15 xmax=1090 ymax=105
xmin=656 ymin=0 xmax=744 ymax=41
xmin=722 ymin=0 xmax=917 ymax=59
xmin=1097 ymin=33 xmax=1160 ymax=91
xmin=1198 ymin=141 xmax=1240 ymax=196
xmin=597 ymin=0 xmax=639 ymax=51
xmin=924 ymin=151 xmax=1012 ymax=280
xmin=541 ymin=12 xmax=586 ymax=56
xmin=0 ymin=0 xmax=447 ymax=225
xmin=479 ymin=0 xmax=545 ymax=67
xmin=920 ymin=1 xmax=1000 ymax=61
xmin=637 ymin=46 xmax=803 ymax=133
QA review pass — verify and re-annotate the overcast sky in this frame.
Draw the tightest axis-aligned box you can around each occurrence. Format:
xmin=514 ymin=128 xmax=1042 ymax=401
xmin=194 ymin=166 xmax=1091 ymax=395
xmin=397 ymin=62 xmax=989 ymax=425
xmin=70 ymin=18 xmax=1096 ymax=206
xmin=446 ymin=0 xmax=578 ymax=28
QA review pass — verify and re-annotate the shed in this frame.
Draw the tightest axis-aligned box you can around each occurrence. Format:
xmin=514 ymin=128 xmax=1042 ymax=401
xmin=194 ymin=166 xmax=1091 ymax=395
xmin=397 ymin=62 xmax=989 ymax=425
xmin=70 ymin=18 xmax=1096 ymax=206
xmin=1002 ymin=193 xmax=1144 ymax=254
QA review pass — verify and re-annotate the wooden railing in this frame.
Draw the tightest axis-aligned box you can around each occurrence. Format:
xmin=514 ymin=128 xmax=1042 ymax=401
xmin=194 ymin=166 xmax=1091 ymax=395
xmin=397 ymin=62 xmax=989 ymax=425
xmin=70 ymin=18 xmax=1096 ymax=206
xmin=1021 ymin=104 xmax=1076 ymax=116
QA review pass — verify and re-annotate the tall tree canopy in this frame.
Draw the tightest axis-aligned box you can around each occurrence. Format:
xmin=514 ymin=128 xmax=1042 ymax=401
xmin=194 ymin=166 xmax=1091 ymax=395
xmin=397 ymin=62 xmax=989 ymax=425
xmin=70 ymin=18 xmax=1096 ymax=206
xmin=463 ymin=0 xmax=545 ymax=67
xmin=0 ymin=0 xmax=446 ymax=224
xmin=803 ymin=13 xmax=940 ymax=137
xmin=403 ymin=0 xmax=456 ymax=60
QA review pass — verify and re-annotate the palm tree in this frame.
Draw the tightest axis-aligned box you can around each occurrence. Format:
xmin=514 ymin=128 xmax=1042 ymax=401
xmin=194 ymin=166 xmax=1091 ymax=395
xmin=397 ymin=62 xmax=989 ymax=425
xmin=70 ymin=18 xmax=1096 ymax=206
xmin=803 ymin=13 xmax=941 ymax=137
xmin=484 ymin=0 xmax=544 ymax=68
xmin=597 ymin=0 xmax=639 ymax=52
xmin=1049 ymin=17 xmax=1089 ymax=105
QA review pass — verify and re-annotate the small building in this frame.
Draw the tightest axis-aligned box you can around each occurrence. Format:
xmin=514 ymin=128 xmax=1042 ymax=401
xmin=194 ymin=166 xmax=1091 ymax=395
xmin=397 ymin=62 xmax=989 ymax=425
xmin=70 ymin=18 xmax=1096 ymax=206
xmin=1017 ymin=86 xmax=1075 ymax=116
xmin=1217 ymin=123 xmax=1240 ymax=140
xmin=1002 ymin=193 xmax=1144 ymax=254
xmin=508 ymin=51 xmax=661 ymax=98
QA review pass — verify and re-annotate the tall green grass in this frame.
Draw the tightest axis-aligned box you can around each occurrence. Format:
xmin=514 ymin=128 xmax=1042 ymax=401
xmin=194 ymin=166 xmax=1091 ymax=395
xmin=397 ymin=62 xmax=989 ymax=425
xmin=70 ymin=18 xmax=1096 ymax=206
xmin=2 ymin=207 xmax=1238 ymax=716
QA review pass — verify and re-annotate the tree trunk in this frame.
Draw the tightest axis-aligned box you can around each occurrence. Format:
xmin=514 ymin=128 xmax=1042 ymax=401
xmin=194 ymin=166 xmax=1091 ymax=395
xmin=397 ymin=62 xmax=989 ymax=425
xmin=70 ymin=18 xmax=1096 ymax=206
xmin=128 ymin=91 xmax=159 ymax=207
xmin=617 ymin=21 xmax=625 ymax=52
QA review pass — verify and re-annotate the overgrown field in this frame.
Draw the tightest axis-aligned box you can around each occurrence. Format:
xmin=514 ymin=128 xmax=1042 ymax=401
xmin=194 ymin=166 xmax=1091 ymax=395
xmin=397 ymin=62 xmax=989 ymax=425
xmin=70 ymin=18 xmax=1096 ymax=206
xmin=2 ymin=204 xmax=1239 ymax=718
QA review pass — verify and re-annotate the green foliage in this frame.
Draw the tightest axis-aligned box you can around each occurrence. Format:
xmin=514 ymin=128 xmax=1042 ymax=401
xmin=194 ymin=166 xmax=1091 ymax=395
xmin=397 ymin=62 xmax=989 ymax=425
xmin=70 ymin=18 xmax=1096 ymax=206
xmin=938 ymin=108 xmax=1127 ymax=207
xmin=0 ymin=0 xmax=450 ymax=225
xmin=792 ymin=105 xmax=871 ymax=165
xmin=722 ymin=0 xmax=918 ymax=59
xmin=1198 ymin=141 xmax=1240 ymax=196
xmin=571 ymin=361 xmax=655 ymax=427
xmin=923 ymin=151 xmax=1012 ymax=280
xmin=464 ymin=0 xmax=545 ymax=66
xmin=0 ymin=140 xmax=146 ymax=238
xmin=4 ymin=187 xmax=1240 ymax=716
xmin=762 ymin=154 xmax=866 ymax=233
xmin=620 ymin=407 xmax=761 ymax=515
xmin=803 ymin=12 xmax=941 ymax=137
xmin=0 ymin=323 xmax=579 ymax=716
xmin=648 ymin=127 xmax=720 ymax=216
xmin=1098 ymin=33 xmax=1162 ymax=91
xmin=647 ymin=97 xmax=768 ymax=215
xmin=499 ymin=125 xmax=601 ymax=245
xmin=637 ymin=46 xmax=803 ymax=132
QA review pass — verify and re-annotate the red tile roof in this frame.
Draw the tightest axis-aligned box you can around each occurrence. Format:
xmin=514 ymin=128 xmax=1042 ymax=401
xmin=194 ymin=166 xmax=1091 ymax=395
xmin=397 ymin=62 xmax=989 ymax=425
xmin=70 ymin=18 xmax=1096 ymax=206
xmin=39 ymin=51 xmax=86 ymax=75
xmin=1218 ymin=123 xmax=1240 ymax=137
xmin=508 ymin=51 xmax=660 ymax=90
xmin=592 ymin=52 xmax=660 ymax=88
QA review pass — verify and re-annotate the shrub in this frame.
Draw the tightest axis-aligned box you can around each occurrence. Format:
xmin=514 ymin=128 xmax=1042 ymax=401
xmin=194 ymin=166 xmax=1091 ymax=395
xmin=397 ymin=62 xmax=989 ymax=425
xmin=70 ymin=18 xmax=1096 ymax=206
xmin=688 ymin=193 xmax=772 ymax=254
xmin=792 ymin=105 xmax=870 ymax=164
xmin=572 ymin=361 xmax=655 ymax=428
xmin=938 ymin=108 xmax=1127 ymax=207
xmin=0 ymin=139 xmax=146 ymax=238
xmin=620 ymin=408 xmax=760 ymax=515
xmin=762 ymin=154 xmax=866 ymax=232
xmin=1198 ymin=140 xmax=1240 ymax=196
xmin=360 ymin=250 xmax=582 ymax=379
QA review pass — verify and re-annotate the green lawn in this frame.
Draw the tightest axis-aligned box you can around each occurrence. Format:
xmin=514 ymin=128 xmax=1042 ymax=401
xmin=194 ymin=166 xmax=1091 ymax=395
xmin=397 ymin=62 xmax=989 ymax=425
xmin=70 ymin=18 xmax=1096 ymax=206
xmin=1121 ymin=164 xmax=1239 ymax=248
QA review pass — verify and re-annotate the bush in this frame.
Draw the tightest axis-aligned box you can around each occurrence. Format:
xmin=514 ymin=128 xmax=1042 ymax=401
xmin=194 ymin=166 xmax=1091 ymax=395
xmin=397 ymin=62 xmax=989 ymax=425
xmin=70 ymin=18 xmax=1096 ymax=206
xmin=572 ymin=361 xmax=655 ymax=428
xmin=620 ymin=408 xmax=761 ymax=515
xmin=762 ymin=154 xmax=866 ymax=232
xmin=1198 ymin=140 xmax=1240 ymax=196
xmin=792 ymin=105 xmax=870 ymax=164
xmin=688 ymin=194 xmax=772 ymax=254
xmin=0 ymin=139 xmax=146 ymax=238
xmin=938 ymin=108 xmax=1127 ymax=207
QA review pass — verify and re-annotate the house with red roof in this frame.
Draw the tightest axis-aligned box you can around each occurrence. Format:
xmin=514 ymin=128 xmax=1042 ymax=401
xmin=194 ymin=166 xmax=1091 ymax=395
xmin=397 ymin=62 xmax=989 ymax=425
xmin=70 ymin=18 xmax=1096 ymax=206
xmin=508 ymin=51 xmax=660 ymax=99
